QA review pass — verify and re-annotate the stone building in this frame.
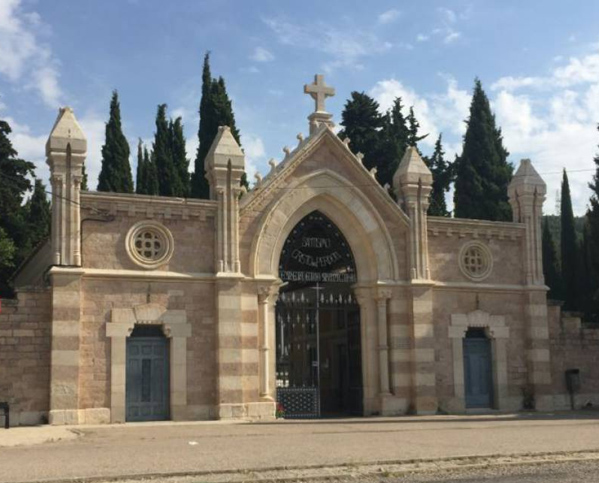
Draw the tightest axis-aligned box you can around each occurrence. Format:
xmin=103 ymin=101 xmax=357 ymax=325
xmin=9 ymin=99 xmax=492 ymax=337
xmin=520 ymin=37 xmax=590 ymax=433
xmin=1 ymin=75 xmax=598 ymax=426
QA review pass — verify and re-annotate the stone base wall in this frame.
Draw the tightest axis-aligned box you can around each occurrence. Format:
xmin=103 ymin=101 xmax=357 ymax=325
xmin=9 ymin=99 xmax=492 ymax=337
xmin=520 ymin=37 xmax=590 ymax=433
xmin=0 ymin=289 xmax=51 ymax=426
xmin=548 ymin=303 xmax=599 ymax=409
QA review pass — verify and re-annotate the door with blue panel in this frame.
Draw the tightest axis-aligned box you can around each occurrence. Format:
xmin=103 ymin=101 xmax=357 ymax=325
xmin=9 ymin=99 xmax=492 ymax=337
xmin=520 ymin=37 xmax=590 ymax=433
xmin=126 ymin=326 xmax=169 ymax=421
xmin=463 ymin=328 xmax=493 ymax=408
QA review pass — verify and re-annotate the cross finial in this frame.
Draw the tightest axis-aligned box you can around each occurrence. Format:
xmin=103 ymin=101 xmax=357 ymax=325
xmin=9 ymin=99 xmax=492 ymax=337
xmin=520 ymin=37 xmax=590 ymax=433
xmin=304 ymin=74 xmax=335 ymax=113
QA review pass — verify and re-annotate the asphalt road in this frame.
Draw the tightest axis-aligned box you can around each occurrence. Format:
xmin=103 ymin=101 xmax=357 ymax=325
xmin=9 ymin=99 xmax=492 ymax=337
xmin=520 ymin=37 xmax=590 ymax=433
xmin=0 ymin=413 xmax=598 ymax=483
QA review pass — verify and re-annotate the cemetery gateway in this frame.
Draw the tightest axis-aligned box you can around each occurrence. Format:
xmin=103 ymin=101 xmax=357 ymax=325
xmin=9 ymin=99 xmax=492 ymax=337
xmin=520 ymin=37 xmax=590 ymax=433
xmin=1 ymin=75 xmax=598 ymax=425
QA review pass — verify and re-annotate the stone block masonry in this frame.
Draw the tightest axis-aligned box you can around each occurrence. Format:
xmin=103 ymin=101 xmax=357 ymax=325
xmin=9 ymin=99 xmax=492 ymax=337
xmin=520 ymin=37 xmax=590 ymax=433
xmin=0 ymin=289 xmax=52 ymax=426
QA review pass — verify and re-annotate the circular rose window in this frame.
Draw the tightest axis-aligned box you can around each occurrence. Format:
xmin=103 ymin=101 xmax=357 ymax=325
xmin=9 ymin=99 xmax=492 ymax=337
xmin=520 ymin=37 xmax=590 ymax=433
xmin=459 ymin=241 xmax=493 ymax=282
xmin=125 ymin=221 xmax=174 ymax=269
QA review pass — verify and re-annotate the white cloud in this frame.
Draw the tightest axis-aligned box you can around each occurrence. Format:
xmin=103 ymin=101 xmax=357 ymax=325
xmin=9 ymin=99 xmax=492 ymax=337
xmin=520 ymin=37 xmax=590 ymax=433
xmin=444 ymin=31 xmax=461 ymax=44
xmin=416 ymin=34 xmax=429 ymax=42
xmin=0 ymin=0 xmax=63 ymax=107
xmin=263 ymin=17 xmax=392 ymax=72
xmin=250 ymin=47 xmax=274 ymax=62
xmin=378 ymin=9 xmax=401 ymax=25
xmin=242 ymin=134 xmax=265 ymax=183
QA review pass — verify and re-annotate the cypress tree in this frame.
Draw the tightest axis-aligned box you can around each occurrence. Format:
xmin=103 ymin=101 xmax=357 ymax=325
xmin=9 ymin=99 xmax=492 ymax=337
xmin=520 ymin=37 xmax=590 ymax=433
xmin=406 ymin=106 xmax=428 ymax=148
xmin=81 ymin=164 xmax=89 ymax=190
xmin=561 ymin=170 xmax=579 ymax=311
xmin=135 ymin=139 xmax=146 ymax=194
xmin=25 ymin=179 xmax=51 ymax=249
xmin=169 ymin=117 xmax=189 ymax=197
xmin=144 ymin=146 xmax=159 ymax=196
xmin=0 ymin=119 xmax=35 ymax=296
xmin=97 ymin=91 xmax=134 ymax=193
xmin=190 ymin=54 xmax=247 ymax=197
xmin=579 ymin=220 xmax=598 ymax=320
xmin=425 ymin=134 xmax=452 ymax=217
xmin=454 ymin=79 xmax=513 ymax=221
xmin=339 ymin=91 xmax=384 ymax=173
xmin=542 ymin=217 xmax=563 ymax=301
xmin=378 ymin=97 xmax=409 ymax=188
xmin=152 ymin=104 xmax=178 ymax=197
xmin=587 ymin=124 xmax=599 ymax=315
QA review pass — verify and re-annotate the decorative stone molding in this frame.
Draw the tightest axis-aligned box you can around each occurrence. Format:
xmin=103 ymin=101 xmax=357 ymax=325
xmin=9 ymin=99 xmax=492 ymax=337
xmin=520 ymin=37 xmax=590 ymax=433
xmin=448 ymin=310 xmax=509 ymax=412
xmin=250 ymin=169 xmax=401 ymax=283
xmin=458 ymin=241 xmax=493 ymax=282
xmin=81 ymin=191 xmax=216 ymax=221
xmin=106 ymin=303 xmax=191 ymax=423
xmin=428 ymin=218 xmax=525 ymax=242
xmin=125 ymin=220 xmax=175 ymax=269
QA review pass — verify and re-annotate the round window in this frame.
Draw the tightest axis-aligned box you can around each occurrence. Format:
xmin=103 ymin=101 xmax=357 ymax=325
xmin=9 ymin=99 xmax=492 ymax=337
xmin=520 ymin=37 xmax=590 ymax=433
xmin=459 ymin=242 xmax=493 ymax=281
xmin=126 ymin=221 xmax=174 ymax=269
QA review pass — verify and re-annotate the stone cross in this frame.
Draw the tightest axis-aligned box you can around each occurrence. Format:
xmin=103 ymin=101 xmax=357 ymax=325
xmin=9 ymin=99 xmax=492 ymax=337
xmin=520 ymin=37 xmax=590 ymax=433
xmin=304 ymin=75 xmax=335 ymax=113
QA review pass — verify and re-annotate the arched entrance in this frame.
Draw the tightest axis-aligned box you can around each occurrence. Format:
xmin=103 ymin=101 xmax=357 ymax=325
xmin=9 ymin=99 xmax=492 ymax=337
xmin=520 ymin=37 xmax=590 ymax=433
xmin=275 ymin=211 xmax=362 ymax=418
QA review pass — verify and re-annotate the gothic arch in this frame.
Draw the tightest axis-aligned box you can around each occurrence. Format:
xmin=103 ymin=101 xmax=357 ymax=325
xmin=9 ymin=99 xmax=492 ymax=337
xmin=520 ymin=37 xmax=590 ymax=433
xmin=249 ymin=169 xmax=401 ymax=283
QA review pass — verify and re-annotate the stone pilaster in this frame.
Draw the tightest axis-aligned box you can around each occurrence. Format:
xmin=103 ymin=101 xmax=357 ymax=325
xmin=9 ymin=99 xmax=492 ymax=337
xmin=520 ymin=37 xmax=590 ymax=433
xmin=206 ymin=126 xmax=245 ymax=275
xmin=214 ymin=277 xmax=245 ymax=418
xmin=409 ymin=283 xmax=437 ymax=414
xmin=508 ymin=159 xmax=552 ymax=409
xmin=353 ymin=287 xmax=378 ymax=415
xmin=48 ymin=267 xmax=84 ymax=425
xmin=46 ymin=107 xmax=86 ymax=267
xmin=393 ymin=146 xmax=433 ymax=281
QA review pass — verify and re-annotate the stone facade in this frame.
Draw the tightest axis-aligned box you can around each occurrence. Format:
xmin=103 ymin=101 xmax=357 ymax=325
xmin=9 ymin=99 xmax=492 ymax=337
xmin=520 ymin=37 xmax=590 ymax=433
xmin=2 ymin=77 xmax=599 ymax=426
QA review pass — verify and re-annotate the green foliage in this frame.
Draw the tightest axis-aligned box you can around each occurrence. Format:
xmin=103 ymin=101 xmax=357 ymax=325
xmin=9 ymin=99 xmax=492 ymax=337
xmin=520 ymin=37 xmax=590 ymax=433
xmin=407 ymin=106 xmax=428 ymax=148
xmin=585 ymin=124 xmax=599 ymax=320
xmin=81 ymin=164 xmax=89 ymax=190
xmin=190 ymin=53 xmax=247 ymax=198
xmin=542 ymin=218 xmax=563 ymax=300
xmin=339 ymin=91 xmax=384 ymax=174
xmin=0 ymin=227 xmax=16 ymax=273
xmin=454 ymin=79 xmax=513 ymax=221
xmin=560 ymin=170 xmax=579 ymax=311
xmin=378 ymin=97 xmax=409 ymax=188
xmin=424 ymin=135 xmax=453 ymax=217
xmin=135 ymin=139 xmax=145 ymax=194
xmin=579 ymin=220 xmax=598 ymax=321
xmin=169 ymin=117 xmax=190 ymax=197
xmin=152 ymin=104 xmax=179 ymax=197
xmin=24 ymin=179 xmax=51 ymax=250
xmin=97 ymin=91 xmax=134 ymax=193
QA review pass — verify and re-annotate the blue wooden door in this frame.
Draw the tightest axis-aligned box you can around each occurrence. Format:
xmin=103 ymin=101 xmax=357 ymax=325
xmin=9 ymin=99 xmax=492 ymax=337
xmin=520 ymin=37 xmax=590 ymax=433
xmin=463 ymin=336 xmax=493 ymax=408
xmin=126 ymin=336 xmax=169 ymax=421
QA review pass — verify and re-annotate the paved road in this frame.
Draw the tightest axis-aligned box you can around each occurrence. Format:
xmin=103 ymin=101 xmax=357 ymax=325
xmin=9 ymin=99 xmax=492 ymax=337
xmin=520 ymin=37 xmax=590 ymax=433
xmin=0 ymin=413 xmax=598 ymax=482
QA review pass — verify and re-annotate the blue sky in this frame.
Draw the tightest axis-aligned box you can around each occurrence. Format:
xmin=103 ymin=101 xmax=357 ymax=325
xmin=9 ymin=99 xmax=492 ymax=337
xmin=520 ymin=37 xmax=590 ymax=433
xmin=2 ymin=0 xmax=599 ymax=214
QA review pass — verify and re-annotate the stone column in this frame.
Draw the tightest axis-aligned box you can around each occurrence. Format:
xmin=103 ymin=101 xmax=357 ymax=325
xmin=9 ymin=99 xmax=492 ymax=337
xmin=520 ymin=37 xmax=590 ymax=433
xmin=376 ymin=290 xmax=392 ymax=397
xmin=354 ymin=287 xmax=378 ymax=415
xmin=258 ymin=285 xmax=279 ymax=401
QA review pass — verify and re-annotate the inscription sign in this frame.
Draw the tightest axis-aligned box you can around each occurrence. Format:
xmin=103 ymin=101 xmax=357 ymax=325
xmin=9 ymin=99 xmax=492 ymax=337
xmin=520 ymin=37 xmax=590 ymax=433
xmin=279 ymin=212 xmax=357 ymax=284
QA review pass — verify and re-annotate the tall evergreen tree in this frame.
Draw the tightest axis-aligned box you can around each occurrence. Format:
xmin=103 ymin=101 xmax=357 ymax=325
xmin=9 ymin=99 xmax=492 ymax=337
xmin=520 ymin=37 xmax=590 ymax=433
xmin=144 ymin=146 xmax=159 ymax=196
xmin=169 ymin=117 xmax=189 ymax=197
xmin=190 ymin=54 xmax=248 ymax=198
xmin=561 ymin=170 xmax=579 ymax=311
xmin=579 ymin=220 xmax=598 ymax=320
xmin=542 ymin=217 xmax=563 ymax=301
xmin=81 ymin=164 xmax=89 ymax=190
xmin=406 ymin=106 xmax=428 ymax=148
xmin=24 ymin=179 xmax=51 ymax=249
xmin=454 ymin=79 xmax=513 ymax=221
xmin=378 ymin=97 xmax=409 ymax=188
xmin=97 ymin=91 xmax=134 ymax=193
xmin=0 ymin=119 xmax=35 ymax=296
xmin=587 ymin=124 xmax=599 ymax=315
xmin=339 ymin=91 xmax=384 ymax=174
xmin=153 ymin=104 xmax=178 ymax=197
xmin=425 ymin=134 xmax=452 ymax=217
xmin=135 ymin=139 xmax=146 ymax=195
